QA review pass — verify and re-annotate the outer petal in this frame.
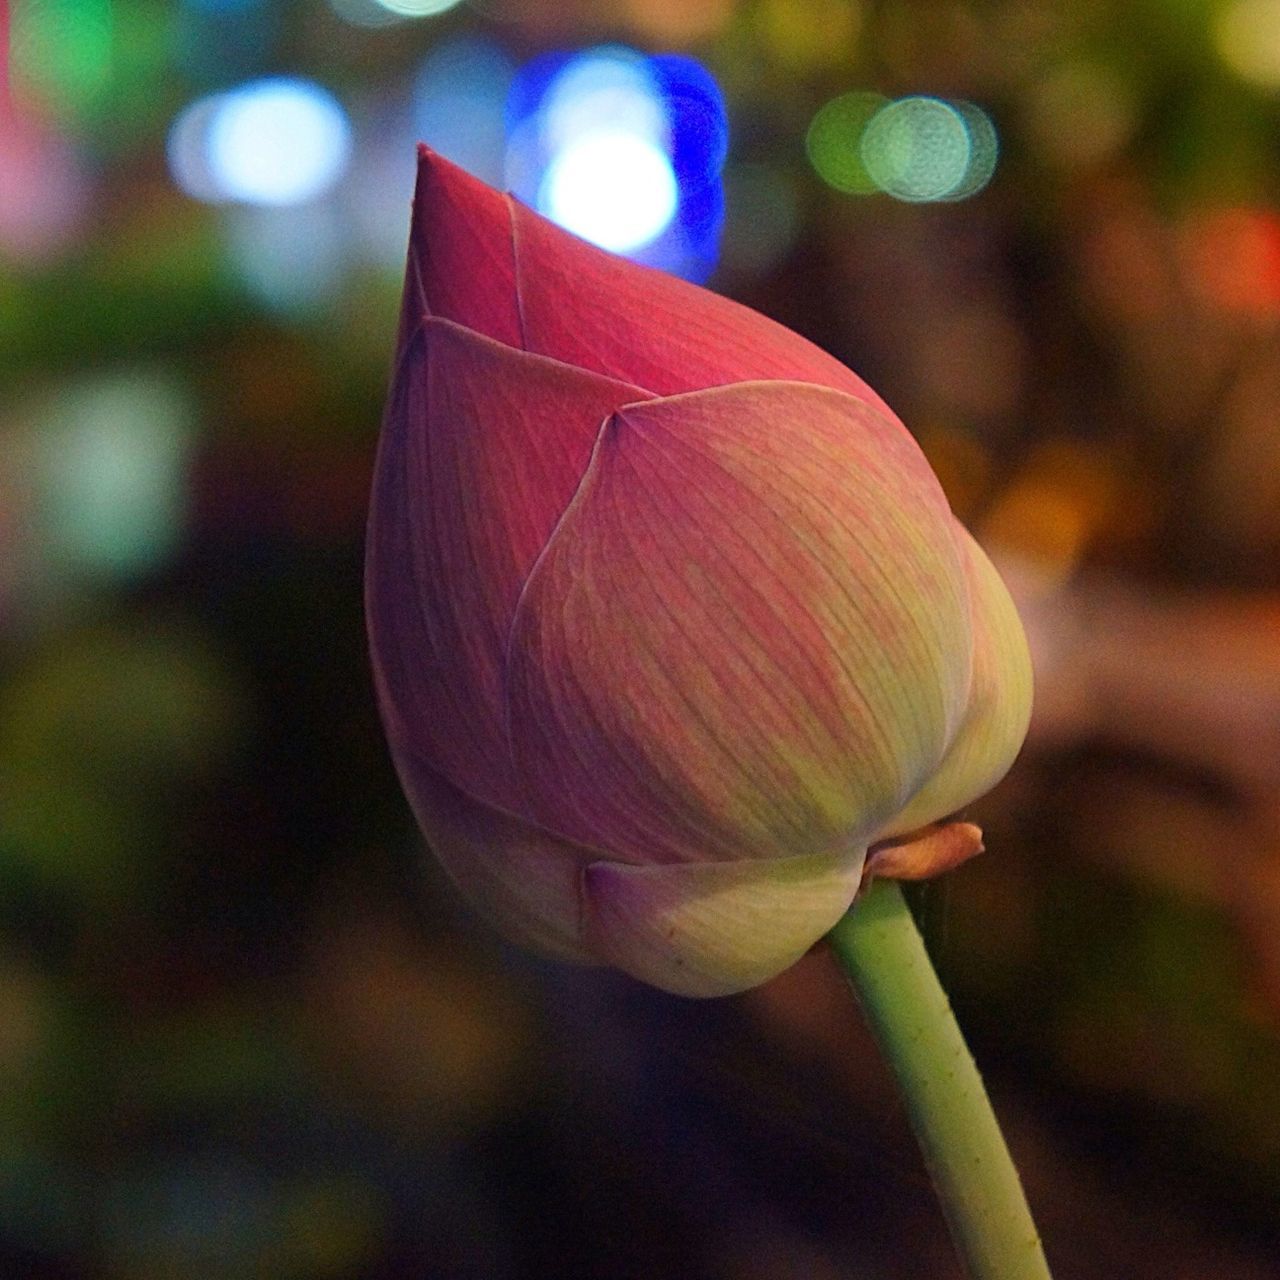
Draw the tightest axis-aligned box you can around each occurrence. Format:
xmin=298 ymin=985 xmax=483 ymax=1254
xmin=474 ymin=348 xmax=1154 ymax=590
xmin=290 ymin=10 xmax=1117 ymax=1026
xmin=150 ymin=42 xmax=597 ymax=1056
xmin=877 ymin=526 xmax=1033 ymax=837
xmin=582 ymin=848 xmax=867 ymax=997
xmin=366 ymin=316 xmax=650 ymax=812
xmin=505 ymin=381 xmax=972 ymax=869
xmin=390 ymin=745 xmax=596 ymax=964
xmin=410 ymin=149 xmax=894 ymax=413
xmin=510 ymin=198 xmax=893 ymax=409
xmin=405 ymin=144 xmax=523 ymax=349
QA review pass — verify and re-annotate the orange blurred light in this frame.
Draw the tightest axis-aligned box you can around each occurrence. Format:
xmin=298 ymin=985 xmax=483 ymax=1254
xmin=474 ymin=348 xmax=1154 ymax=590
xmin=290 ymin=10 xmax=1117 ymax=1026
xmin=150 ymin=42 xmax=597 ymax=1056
xmin=1180 ymin=206 xmax=1280 ymax=316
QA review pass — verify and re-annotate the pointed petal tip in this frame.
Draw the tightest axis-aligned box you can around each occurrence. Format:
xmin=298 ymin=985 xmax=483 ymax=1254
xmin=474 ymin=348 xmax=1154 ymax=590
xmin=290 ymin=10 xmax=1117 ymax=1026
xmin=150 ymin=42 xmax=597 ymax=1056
xmin=403 ymin=145 xmax=524 ymax=347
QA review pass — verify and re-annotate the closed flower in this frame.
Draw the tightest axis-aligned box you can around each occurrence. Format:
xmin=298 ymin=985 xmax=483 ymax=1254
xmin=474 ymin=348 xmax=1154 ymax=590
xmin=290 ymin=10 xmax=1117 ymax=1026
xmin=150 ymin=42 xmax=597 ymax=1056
xmin=366 ymin=148 xmax=1032 ymax=997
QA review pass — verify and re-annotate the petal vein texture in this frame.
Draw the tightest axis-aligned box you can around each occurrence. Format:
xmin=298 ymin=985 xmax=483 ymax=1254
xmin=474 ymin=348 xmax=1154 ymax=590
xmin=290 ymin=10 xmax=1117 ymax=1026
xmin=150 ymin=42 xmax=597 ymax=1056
xmin=366 ymin=146 xmax=1033 ymax=997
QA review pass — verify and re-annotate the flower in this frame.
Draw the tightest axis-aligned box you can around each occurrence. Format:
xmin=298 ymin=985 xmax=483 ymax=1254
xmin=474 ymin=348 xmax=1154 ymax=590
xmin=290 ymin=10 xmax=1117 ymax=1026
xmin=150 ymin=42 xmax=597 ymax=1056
xmin=366 ymin=147 xmax=1032 ymax=997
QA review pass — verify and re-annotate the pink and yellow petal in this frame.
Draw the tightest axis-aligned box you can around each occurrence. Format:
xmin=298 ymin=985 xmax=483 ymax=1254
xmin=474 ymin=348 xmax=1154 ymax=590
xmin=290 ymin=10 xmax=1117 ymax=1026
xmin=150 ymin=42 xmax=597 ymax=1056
xmin=878 ymin=526 xmax=1033 ymax=838
xmin=505 ymin=380 xmax=972 ymax=868
xmin=582 ymin=847 xmax=866 ymax=997
xmin=367 ymin=318 xmax=649 ymax=812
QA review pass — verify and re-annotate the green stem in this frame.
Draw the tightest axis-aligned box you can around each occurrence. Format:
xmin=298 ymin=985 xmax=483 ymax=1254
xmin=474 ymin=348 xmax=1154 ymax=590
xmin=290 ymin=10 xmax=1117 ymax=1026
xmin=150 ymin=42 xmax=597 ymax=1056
xmin=827 ymin=879 xmax=1053 ymax=1280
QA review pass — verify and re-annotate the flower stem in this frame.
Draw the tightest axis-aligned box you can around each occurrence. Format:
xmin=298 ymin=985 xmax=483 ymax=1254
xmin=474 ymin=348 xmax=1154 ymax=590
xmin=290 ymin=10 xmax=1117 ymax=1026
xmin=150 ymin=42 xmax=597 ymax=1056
xmin=827 ymin=879 xmax=1053 ymax=1280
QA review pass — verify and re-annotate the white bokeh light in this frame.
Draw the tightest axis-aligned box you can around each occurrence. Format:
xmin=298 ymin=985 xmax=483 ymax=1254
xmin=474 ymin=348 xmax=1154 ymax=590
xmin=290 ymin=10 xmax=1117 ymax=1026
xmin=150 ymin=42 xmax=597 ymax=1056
xmin=373 ymin=0 xmax=462 ymax=16
xmin=538 ymin=130 xmax=678 ymax=253
xmin=166 ymin=93 xmax=232 ymax=202
xmin=861 ymin=97 xmax=972 ymax=203
xmin=539 ymin=51 xmax=668 ymax=154
xmin=205 ymin=79 xmax=351 ymax=206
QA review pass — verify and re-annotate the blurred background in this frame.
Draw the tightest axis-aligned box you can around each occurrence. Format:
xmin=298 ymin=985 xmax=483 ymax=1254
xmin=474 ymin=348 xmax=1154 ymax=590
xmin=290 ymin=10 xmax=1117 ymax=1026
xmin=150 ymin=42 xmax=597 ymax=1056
xmin=4 ymin=0 xmax=1280 ymax=1276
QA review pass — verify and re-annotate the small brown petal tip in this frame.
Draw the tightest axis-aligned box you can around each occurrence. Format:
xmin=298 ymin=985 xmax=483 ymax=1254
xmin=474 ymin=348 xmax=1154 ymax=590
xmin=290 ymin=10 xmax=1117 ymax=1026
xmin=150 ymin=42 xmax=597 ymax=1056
xmin=860 ymin=821 xmax=984 ymax=892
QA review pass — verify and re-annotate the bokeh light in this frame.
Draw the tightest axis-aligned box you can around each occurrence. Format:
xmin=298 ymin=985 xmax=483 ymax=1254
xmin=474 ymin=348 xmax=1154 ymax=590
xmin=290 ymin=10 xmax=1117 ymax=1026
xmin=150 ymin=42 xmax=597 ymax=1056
xmin=539 ymin=131 xmax=678 ymax=253
xmin=324 ymin=0 xmax=402 ymax=28
xmin=37 ymin=372 xmax=197 ymax=583
xmin=207 ymin=79 xmax=351 ymax=206
xmin=622 ymin=0 xmax=734 ymax=44
xmin=0 ymin=115 xmax=92 ymax=262
xmin=10 ymin=0 xmax=113 ymax=122
xmin=860 ymin=96 xmax=972 ymax=202
xmin=809 ymin=93 xmax=997 ymax=202
xmin=806 ymin=91 xmax=886 ymax=195
xmin=505 ymin=44 xmax=726 ymax=272
xmin=166 ymin=93 xmax=231 ymax=203
xmin=757 ymin=0 xmax=863 ymax=72
xmin=649 ymin=52 xmax=729 ymax=190
xmin=538 ymin=48 xmax=668 ymax=154
xmin=1180 ymin=206 xmax=1280 ymax=316
xmin=1023 ymin=60 xmax=1137 ymax=171
xmin=1215 ymin=0 xmax=1280 ymax=88
xmin=371 ymin=0 xmax=463 ymax=18
xmin=167 ymin=79 xmax=352 ymax=207
xmin=945 ymin=101 xmax=999 ymax=201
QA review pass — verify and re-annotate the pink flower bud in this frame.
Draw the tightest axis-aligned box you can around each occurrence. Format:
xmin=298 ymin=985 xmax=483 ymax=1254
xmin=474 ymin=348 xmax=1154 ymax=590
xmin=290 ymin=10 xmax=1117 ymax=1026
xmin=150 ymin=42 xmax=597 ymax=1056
xmin=366 ymin=148 xmax=1032 ymax=997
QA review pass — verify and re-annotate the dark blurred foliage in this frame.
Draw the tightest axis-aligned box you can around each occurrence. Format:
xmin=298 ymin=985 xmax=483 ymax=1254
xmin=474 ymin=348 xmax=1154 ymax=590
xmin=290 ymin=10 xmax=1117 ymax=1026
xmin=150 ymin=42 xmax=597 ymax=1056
xmin=4 ymin=0 xmax=1280 ymax=1277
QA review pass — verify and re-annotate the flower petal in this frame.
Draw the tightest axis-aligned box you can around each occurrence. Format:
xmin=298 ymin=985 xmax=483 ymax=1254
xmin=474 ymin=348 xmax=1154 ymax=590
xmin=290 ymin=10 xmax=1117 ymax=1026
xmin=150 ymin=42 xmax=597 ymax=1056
xmin=582 ymin=848 xmax=866 ymax=997
xmin=879 ymin=526 xmax=1033 ymax=837
xmin=510 ymin=197 xmax=893 ymax=406
xmin=366 ymin=316 xmax=650 ymax=811
xmin=406 ymin=144 xmax=524 ymax=348
xmin=410 ymin=148 xmax=894 ymax=412
xmin=505 ymin=380 xmax=972 ymax=868
xmin=391 ymin=746 xmax=596 ymax=964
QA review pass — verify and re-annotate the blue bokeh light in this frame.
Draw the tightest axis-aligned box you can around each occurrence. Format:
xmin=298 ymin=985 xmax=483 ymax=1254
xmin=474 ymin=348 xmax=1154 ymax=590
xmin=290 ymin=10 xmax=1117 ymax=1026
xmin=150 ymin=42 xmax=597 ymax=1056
xmin=504 ymin=44 xmax=727 ymax=276
xmin=648 ymin=53 xmax=729 ymax=189
xmin=539 ymin=48 xmax=667 ymax=153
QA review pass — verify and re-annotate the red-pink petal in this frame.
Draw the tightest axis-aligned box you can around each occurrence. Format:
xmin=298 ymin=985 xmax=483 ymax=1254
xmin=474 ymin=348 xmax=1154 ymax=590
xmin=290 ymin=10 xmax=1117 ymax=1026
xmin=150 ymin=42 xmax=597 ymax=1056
xmin=406 ymin=144 xmax=524 ymax=349
xmin=410 ymin=148 xmax=893 ymax=411
xmin=504 ymin=380 xmax=971 ymax=868
xmin=366 ymin=316 xmax=650 ymax=812
xmin=511 ymin=199 xmax=892 ymax=406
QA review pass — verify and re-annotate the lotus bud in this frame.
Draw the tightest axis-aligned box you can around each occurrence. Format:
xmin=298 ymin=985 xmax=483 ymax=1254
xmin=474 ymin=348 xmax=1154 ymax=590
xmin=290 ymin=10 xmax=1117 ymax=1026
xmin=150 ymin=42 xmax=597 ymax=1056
xmin=366 ymin=148 xmax=1032 ymax=997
